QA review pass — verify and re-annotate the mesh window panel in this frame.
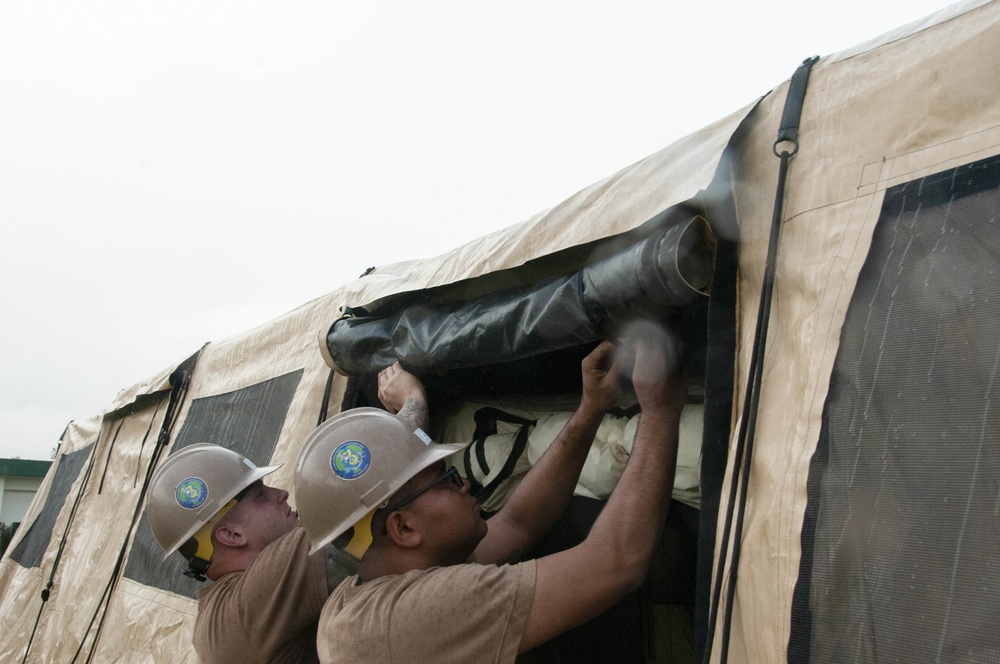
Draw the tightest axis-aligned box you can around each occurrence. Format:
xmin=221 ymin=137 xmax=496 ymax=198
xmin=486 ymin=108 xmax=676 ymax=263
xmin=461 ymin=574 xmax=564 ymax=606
xmin=790 ymin=155 xmax=1000 ymax=663
xmin=124 ymin=369 xmax=302 ymax=598
xmin=7 ymin=444 xmax=93 ymax=568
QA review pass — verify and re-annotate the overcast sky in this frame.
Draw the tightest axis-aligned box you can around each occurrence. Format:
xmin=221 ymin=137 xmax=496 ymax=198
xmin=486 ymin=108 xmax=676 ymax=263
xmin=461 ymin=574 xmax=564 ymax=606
xmin=0 ymin=0 xmax=955 ymax=459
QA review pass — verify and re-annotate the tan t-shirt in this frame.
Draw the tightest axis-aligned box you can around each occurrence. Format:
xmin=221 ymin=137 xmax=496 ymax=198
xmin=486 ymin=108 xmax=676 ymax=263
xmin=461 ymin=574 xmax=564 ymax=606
xmin=194 ymin=527 xmax=330 ymax=664
xmin=317 ymin=560 xmax=537 ymax=664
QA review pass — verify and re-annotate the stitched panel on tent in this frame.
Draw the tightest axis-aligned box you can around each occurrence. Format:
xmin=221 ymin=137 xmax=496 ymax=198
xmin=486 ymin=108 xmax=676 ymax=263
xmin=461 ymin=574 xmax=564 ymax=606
xmin=791 ymin=154 xmax=1000 ymax=663
xmin=123 ymin=369 xmax=303 ymax=598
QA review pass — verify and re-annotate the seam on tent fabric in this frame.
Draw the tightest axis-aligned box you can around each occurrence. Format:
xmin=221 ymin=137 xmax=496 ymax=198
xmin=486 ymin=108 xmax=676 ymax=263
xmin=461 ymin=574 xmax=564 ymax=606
xmin=778 ymin=162 xmax=889 ymax=644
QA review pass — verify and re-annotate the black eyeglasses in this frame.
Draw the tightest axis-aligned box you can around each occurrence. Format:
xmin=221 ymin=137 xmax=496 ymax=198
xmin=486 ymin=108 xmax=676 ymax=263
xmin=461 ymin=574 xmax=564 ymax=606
xmin=384 ymin=466 xmax=463 ymax=513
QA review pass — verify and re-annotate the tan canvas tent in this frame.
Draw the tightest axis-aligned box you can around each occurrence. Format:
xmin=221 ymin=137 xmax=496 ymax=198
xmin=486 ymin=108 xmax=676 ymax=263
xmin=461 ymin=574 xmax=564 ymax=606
xmin=2 ymin=0 xmax=999 ymax=661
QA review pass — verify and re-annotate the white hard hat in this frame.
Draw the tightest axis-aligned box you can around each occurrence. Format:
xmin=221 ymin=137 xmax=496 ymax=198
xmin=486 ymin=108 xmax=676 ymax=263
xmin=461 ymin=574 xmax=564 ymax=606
xmin=294 ymin=408 xmax=469 ymax=557
xmin=147 ymin=443 xmax=281 ymax=580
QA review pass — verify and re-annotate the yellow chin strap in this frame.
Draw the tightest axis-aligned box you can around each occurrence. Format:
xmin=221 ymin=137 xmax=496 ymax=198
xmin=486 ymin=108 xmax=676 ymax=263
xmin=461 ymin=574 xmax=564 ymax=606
xmin=185 ymin=498 xmax=239 ymax=579
xmin=343 ymin=509 xmax=376 ymax=560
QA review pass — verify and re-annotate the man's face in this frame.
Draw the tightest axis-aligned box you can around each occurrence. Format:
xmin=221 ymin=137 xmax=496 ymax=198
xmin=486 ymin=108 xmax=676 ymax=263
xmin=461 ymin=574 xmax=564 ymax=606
xmin=395 ymin=462 xmax=487 ymax=562
xmin=222 ymin=480 xmax=301 ymax=552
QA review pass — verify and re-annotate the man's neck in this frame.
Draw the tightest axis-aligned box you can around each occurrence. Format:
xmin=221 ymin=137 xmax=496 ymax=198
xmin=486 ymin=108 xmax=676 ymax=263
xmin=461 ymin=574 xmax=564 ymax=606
xmin=356 ymin=548 xmax=435 ymax=582
xmin=206 ymin=550 xmax=256 ymax=581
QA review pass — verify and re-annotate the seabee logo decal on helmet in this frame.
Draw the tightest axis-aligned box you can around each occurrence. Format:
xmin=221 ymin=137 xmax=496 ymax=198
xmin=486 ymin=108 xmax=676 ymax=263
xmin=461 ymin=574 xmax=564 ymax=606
xmin=176 ymin=477 xmax=209 ymax=509
xmin=331 ymin=441 xmax=371 ymax=480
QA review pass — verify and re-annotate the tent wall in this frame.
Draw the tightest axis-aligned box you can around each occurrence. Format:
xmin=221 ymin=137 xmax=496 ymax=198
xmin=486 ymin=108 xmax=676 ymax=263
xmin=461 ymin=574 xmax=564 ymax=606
xmin=710 ymin=1 xmax=1000 ymax=662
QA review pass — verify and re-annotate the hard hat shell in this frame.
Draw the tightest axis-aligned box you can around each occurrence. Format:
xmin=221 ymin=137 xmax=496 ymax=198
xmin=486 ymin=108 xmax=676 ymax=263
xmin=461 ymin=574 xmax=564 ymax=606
xmin=147 ymin=443 xmax=282 ymax=560
xmin=295 ymin=407 xmax=470 ymax=555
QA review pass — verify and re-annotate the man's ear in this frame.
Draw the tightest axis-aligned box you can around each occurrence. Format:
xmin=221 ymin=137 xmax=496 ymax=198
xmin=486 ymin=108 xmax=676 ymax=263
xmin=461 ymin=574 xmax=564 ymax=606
xmin=384 ymin=510 xmax=422 ymax=549
xmin=214 ymin=523 xmax=247 ymax=549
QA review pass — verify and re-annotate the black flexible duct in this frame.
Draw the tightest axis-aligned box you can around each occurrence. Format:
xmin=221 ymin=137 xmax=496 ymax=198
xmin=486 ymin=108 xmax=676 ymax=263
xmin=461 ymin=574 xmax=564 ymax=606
xmin=325 ymin=215 xmax=715 ymax=376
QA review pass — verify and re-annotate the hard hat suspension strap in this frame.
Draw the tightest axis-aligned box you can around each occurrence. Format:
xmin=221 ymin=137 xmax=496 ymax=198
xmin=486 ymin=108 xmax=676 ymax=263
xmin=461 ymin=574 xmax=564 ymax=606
xmin=183 ymin=498 xmax=238 ymax=581
xmin=343 ymin=509 xmax=376 ymax=560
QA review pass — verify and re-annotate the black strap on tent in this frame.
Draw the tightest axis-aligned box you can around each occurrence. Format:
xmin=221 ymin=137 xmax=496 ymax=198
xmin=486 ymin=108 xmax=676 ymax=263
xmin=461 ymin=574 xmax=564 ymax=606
xmin=54 ymin=349 xmax=201 ymax=664
xmin=700 ymin=55 xmax=819 ymax=664
xmin=63 ymin=404 xmax=166 ymax=663
xmin=73 ymin=351 xmax=199 ymax=663
xmin=133 ymin=400 xmax=163 ymax=488
xmin=463 ymin=407 xmax=536 ymax=504
xmin=97 ymin=419 xmax=126 ymax=494
xmin=20 ymin=429 xmax=101 ymax=664
xmin=317 ymin=368 xmax=337 ymax=425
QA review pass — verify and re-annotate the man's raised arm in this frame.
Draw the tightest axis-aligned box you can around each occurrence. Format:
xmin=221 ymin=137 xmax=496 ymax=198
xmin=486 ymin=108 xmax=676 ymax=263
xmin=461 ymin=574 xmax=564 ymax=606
xmin=518 ymin=322 xmax=687 ymax=653
xmin=474 ymin=341 xmax=619 ymax=565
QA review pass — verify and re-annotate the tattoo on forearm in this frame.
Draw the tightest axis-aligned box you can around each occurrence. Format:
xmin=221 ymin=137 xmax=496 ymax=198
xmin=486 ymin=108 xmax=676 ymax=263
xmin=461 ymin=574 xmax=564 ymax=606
xmin=397 ymin=397 xmax=428 ymax=430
